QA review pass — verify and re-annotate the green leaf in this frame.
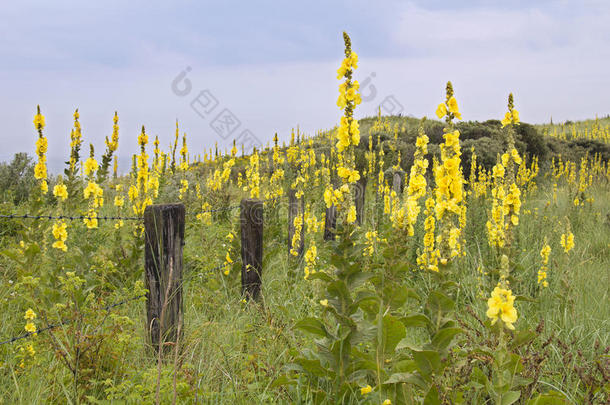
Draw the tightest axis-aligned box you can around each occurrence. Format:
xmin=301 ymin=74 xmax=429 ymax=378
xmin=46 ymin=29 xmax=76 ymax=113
xmin=327 ymin=280 xmax=350 ymax=304
xmin=294 ymin=318 xmax=329 ymax=338
xmin=470 ymin=367 xmax=489 ymax=388
xmin=412 ymin=350 xmax=441 ymax=378
xmin=294 ymin=358 xmax=329 ymax=377
xmin=428 ymin=327 xmax=463 ymax=352
xmin=383 ymin=372 xmax=418 ymax=384
xmin=426 ymin=290 xmax=455 ymax=326
xmin=346 ymin=271 xmax=374 ymax=290
xmin=401 ymin=314 xmax=433 ymax=329
xmin=349 ymin=291 xmax=378 ymax=314
xmin=509 ymin=330 xmax=536 ymax=350
xmin=383 ymin=282 xmax=413 ymax=308
xmin=381 ymin=314 xmax=407 ymax=355
xmin=501 ymin=390 xmax=521 ymax=405
xmin=270 ymin=375 xmax=296 ymax=388
xmin=307 ymin=271 xmax=333 ymax=282
xmin=527 ymin=391 xmax=569 ymax=405
xmin=515 ymin=295 xmax=537 ymax=303
xmin=423 ymin=385 xmax=441 ymax=405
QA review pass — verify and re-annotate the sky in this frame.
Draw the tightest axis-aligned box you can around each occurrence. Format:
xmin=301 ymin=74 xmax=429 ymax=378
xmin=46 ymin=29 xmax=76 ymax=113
xmin=0 ymin=0 xmax=608 ymax=171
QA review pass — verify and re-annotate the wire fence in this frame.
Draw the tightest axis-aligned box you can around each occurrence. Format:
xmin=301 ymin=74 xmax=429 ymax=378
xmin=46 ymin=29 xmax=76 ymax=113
xmin=0 ymin=197 xmax=279 ymax=223
xmin=0 ymin=196 xmax=280 ymax=346
xmin=0 ymin=293 xmax=146 ymax=346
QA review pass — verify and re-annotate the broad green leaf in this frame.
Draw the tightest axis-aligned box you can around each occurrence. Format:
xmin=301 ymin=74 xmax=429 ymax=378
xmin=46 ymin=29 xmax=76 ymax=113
xmin=501 ymin=390 xmax=521 ymax=405
xmin=509 ymin=330 xmax=536 ymax=350
xmin=424 ymin=385 xmax=441 ymax=405
xmin=270 ymin=375 xmax=296 ymax=388
xmin=426 ymin=290 xmax=455 ymax=326
xmin=428 ymin=327 xmax=463 ymax=352
xmin=381 ymin=314 xmax=406 ymax=354
xmin=384 ymin=372 xmax=419 ymax=384
xmin=294 ymin=358 xmax=329 ymax=377
xmin=527 ymin=391 xmax=569 ymax=404
xmin=412 ymin=350 xmax=441 ymax=378
xmin=294 ymin=317 xmax=329 ymax=338
xmin=346 ymin=271 xmax=373 ymax=290
xmin=515 ymin=295 xmax=537 ymax=303
xmin=306 ymin=271 xmax=333 ymax=282
xmin=327 ymin=280 xmax=350 ymax=304
xmin=401 ymin=314 xmax=433 ymax=329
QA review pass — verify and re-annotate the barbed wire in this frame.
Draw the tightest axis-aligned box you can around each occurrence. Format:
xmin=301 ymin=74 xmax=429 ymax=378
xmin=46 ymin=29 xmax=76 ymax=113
xmin=0 ymin=213 xmax=142 ymax=221
xmin=0 ymin=293 xmax=146 ymax=346
xmin=0 ymin=197 xmax=280 ymax=223
xmin=187 ymin=204 xmax=242 ymax=217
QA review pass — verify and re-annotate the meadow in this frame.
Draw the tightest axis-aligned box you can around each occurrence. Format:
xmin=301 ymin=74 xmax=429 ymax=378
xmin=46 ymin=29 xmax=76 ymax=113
xmin=0 ymin=32 xmax=608 ymax=404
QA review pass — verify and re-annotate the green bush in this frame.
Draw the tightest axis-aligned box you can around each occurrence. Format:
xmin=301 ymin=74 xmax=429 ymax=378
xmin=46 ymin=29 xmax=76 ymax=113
xmin=0 ymin=153 xmax=35 ymax=205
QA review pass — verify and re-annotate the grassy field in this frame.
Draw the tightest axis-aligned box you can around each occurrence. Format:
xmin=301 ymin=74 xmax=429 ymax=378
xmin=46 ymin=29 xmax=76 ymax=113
xmin=0 ymin=36 xmax=608 ymax=403
xmin=0 ymin=137 xmax=608 ymax=403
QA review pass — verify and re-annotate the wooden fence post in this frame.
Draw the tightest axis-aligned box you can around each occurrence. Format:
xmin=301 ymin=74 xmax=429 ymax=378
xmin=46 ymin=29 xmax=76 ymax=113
xmin=355 ymin=176 xmax=367 ymax=225
xmin=287 ymin=189 xmax=304 ymax=256
xmin=323 ymin=204 xmax=337 ymax=241
xmin=392 ymin=171 xmax=404 ymax=195
xmin=241 ymin=198 xmax=263 ymax=300
xmin=144 ymin=203 xmax=185 ymax=352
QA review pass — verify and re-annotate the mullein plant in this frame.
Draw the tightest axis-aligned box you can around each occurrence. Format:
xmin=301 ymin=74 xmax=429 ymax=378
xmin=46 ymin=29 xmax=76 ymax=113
xmin=131 ymin=126 xmax=152 ymax=218
xmin=169 ymin=121 xmax=179 ymax=173
xmin=498 ymin=94 xmax=522 ymax=247
xmin=330 ymin=31 xmax=361 ymax=225
xmin=433 ymin=82 xmax=466 ymax=266
xmin=65 ymin=109 xmax=83 ymax=185
xmin=178 ymin=132 xmax=189 ymax=200
xmin=33 ymin=106 xmax=48 ymax=195
xmin=391 ymin=118 xmax=429 ymax=236
xmin=52 ymin=178 xmax=69 ymax=252
xmin=83 ymin=144 xmax=103 ymax=229
xmin=287 ymin=32 xmax=426 ymax=404
xmin=244 ymin=147 xmax=261 ymax=198
xmin=97 ymin=112 xmax=120 ymax=183
xmin=265 ymin=135 xmax=285 ymax=203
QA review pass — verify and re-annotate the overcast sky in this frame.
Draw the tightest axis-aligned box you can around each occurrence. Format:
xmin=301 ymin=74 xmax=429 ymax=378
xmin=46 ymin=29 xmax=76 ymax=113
xmin=1 ymin=0 xmax=608 ymax=171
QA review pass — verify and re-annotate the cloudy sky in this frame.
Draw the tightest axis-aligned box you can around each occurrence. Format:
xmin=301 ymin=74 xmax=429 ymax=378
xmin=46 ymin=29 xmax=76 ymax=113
xmin=0 ymin=0 xmax=608 ymax=171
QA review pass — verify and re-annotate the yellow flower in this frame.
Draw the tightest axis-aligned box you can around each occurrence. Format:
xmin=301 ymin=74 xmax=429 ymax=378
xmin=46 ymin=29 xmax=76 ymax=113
xmin=435 ymin=103 xmax=447 ymax=119
xmin=52 ymin=240 xmax=67 ymax=252
xmin=319 ymin=299 xmax=328 ymax=307
xmin=501 ymin=112 xmax=512 ymax=128
xmin=447 ymin=96 xmax=461 ymax=119
xmin=560 ymin=232 xmax=574 ymax=253
xmin=33 ymin=112 xmax=45 ymax=129
xmin=347 ymin=205 xmax=357 ymax=224
xmin=53 ymin=184 xmax=68 ymax=201
xmin=34 ymin=161 xmax=47 ymax=180
xmin=382 ymin=400 xmax=392 ymax=405
xmin=486 ymin=287 xmax=518 ymax=330
xmin=225 ymin=252 xmax=233 ymax=264
xmin=84 ymin=157 xmax=99 ymax=176
xmin=24 ymin=322 xmax=37 ymax=334
xmin=24 ymin=309 xmax=36 ymax=320
xmin=360 ymin=385 xmax=372 ymax=395
xmin=114 ymin=196 xmax=124 ymax=208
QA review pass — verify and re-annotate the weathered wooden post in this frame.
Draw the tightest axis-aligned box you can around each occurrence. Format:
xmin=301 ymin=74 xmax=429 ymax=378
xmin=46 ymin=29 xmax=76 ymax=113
xmin=144 ymin=203 xmax=185 ymax=352
xmin=323 ymin=204 xmax=337 ymax=241
xmin=240 ymin=198 xmax=263 ymax=300
xmin=287 ymin=189 xmax=304 ymax=256
xmin=392 ymin=171 xmax=404 ymax=195
xmin=355 ymin=176 xmax=367 ymax=225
